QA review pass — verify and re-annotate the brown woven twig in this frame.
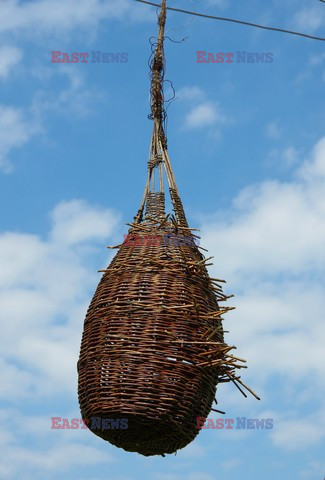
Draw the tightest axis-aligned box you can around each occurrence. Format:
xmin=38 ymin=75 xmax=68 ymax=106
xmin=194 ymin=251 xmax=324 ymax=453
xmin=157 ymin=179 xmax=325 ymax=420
xmin=77 ymin=0 xmax=258 ymax=457
xmin=77 ymin=215 xmax=259 ymax=456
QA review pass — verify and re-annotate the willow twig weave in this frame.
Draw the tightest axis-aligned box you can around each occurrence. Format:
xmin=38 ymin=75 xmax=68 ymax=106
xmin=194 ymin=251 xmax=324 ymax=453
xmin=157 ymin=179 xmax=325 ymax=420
xmin=77 ymin=0 xmax=259 ymax=457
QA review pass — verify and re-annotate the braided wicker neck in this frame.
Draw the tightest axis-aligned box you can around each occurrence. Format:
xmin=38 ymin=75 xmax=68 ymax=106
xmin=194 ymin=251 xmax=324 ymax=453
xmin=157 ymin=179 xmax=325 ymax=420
xmin=134 ymin=0 xmax=189 ymax=228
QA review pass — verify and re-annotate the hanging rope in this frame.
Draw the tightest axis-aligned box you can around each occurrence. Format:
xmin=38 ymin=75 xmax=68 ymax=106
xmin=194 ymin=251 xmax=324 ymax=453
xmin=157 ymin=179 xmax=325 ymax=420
xmin=149 ymin=0 xmax=167 ymax=126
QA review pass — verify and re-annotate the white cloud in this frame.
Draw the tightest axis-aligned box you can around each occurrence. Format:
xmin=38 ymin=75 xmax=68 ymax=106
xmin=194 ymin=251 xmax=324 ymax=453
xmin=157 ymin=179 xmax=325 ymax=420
xmin=0 ymin=199 xmax=120 ymax=477
xmin=178 ymin=85 xmax=230 ymax=132
xmin=271 ymin=410 xmax=325 ymax=451
xmin=0 ymin=0 xmax=151 ymax=36
xmin=298 ymin=136 xmax=325 ymax=180
xmin=229 ymin=284 xmax=325 ymax=382
xmin=185 ymin=102 xmax=228 ymax=129
xmin=185 ymin=103 xmax=218 ymax=128
xmin=51 ymin=199 xmax=119 ymax=245
xmin=0 ymin=65 xmax=103 ymax=173
xmin=0 ymin=45 xmax=23 ymax=79
xmin=0 ymin=440 xmax=114 ymax=479
xmin=198 ymin=137 xmax=325 ymax=440
xmin=31 ymin=65 xmax=105 ymax=119
xmin=0 ymin=105 xmax=40 ymax=173
xmin=177 ymin=86 xmax=205 ymax=102
xmin=0 ymin=358 xmax=36 ymax=400
xmin=203 ymin=137 xmax=325 ymax=278
xmin=5 ymin=442 xmax=111 ymax=469
xmin=0 ymin=199 xmax=119 ymax=400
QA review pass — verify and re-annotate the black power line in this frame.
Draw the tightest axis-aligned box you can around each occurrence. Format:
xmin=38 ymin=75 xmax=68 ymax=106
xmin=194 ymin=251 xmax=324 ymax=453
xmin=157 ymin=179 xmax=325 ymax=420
xmin=135 ymin=0 xmax=325 ymax=41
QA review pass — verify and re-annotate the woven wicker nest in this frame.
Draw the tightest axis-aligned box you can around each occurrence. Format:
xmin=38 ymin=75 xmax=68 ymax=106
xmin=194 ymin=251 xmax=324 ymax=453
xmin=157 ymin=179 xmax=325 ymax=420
xmin=77 ymin=0 xmax=258 ymax=457
xmin=77 ymin=188 xmax=257 ymax=457
xmin=78 ymin=198 xmax=236 ymax=456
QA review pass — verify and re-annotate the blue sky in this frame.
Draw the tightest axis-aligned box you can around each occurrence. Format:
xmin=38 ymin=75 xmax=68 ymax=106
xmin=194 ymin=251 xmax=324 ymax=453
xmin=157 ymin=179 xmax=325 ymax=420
xmin=0 ymin=0 xmax=325 ymax=479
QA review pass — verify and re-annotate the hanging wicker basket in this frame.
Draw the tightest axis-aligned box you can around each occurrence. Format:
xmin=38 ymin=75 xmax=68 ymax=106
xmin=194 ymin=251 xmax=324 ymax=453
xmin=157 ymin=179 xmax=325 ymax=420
xmin=77 ymin=0 xmax=258 ymax=457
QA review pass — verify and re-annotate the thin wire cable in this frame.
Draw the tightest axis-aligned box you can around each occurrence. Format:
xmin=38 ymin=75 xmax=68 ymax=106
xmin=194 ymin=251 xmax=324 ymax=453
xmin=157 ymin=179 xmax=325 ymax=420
xmin=135 ymin=0 xmax=325 ymax=41
xmin=165 ymin=0 xmax=196 ymax=34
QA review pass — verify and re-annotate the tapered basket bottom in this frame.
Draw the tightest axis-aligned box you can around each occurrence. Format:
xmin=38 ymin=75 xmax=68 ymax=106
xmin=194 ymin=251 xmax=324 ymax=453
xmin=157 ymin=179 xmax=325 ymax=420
xmin=84 ymin=412 xmax=203 ymax=456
